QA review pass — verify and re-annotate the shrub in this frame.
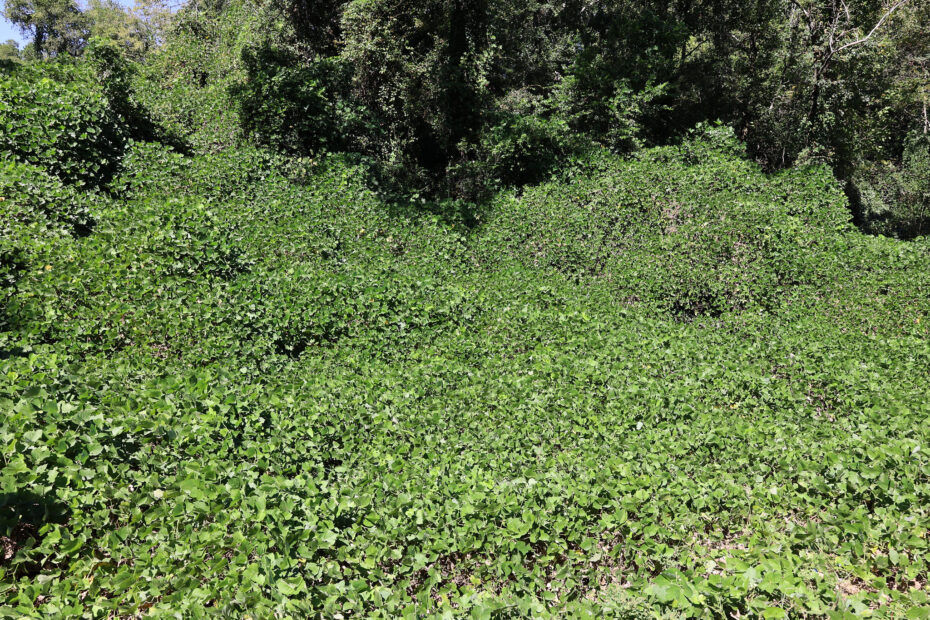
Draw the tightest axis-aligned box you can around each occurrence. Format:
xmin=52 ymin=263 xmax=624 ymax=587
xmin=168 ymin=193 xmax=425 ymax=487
xmin=477 ymin=113 xmax=583 ymax=187
xmin=554 ymin=75 xmax=669 ymax=153
xmin=850 ymin=132 xmax=930 ymax=239
xmin=0 ymin=159 xmax=99 ymax=232
xmin=85 ymin=37 xmax=134 ymax=120
xmin=231 ymin=46 xmax=363 ymax=155
xmin=476 ymin=128 xmax=850 ymax=318
xmin=0 ymin=64 xmax=127 ymax=187
xmin=0 ymin=159 xmax=109 ymax=330
xmin=131 ymin=0 xmax=262 ymax=152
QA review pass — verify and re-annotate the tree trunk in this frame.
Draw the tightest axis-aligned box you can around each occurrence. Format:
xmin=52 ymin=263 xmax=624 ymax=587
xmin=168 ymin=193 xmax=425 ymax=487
xmin=445 ymin=0 xmax=487 ymax=148
xmin=807 ymin=66 xmax=821 ymax=133
xmin=35 ymin=26 xmax=45 ymax=58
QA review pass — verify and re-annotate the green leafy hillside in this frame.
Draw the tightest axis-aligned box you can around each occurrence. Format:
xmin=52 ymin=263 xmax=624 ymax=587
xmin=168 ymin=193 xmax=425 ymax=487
xmin=2 ymin=60 xmax=930 ymax=616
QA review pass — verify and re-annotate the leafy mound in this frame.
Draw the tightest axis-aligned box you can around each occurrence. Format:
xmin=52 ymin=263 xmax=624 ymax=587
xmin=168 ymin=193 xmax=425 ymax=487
xmin=0 ymin=64 xmax=127 ymax=187
xmin=2 ymin=126 xmax=930 ymax=617
xmin=477 ymin=130 xmax=852 ymax=319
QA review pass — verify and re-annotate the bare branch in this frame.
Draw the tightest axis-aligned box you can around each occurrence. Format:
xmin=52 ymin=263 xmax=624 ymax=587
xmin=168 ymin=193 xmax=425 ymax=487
xmin=830 ymin=0 xmax=909 ymax=58
xmin=788 ymin=0 xmax=813 ymax=28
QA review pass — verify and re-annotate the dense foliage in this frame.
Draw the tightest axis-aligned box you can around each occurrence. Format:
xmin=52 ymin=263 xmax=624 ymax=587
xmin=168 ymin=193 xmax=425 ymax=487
xmin=852 ymin=131 xmax=930 ymax=238
xmin=2 ymin=55 xmax=930 ymax=614
xmin=5 ymin=0 xmax=926 ymax=231
xmin=0 ymin=62 xmax=126 ymax=187
xmin=2 ymin=0 xmax=930 ymax=616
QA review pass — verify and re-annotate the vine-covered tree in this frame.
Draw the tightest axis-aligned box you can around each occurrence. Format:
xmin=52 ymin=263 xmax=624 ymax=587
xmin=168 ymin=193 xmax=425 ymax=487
xmin=2 ymin=0 xmax=86 ymax=58
xmin=0 ymin=39 xmax=21 ymax=63
xmin=85 ymin=0 xmax=148 ymax=58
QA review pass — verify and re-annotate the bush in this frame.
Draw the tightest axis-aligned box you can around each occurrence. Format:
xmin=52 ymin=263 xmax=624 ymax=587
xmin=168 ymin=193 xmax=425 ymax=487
xmin=851 ymin=132 xmax=930 ymax=239
xmin=446 ymin=112 xmax=588 ymax=201
xmin=0 ymin=159 xmax=110 ymax=331
xmin=554 ymin=76 xmax=669 ymax=153
xmin=85 ymin=38 xmax=135 ymax=121
xmin=476 ymin=113 xmax=583 ymax=186
xmin=0 ymin=159 xmax=99 ymax=232
xmin=0 ymin=64 xmax=127 ymax=187
xmin=232 ymin=46 xmax=363 ymax=155
xmin=476 ymin=129 xmax=850 ymax=318
xmin=131 ymin=0 xmax=262 ymax=152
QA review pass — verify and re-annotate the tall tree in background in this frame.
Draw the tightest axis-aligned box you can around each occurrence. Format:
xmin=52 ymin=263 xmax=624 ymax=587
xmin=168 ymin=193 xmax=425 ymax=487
xmin=790 ymin=0 xmax=909 ymax=128
xmin=0 ymin=39 xmax=21 ymax=62
xmin=157 ymin=0 xmax=927 ymax=229
xmin=2 ymin=0 xmax=86 ymax=57
xmin=340 ymin=0 xmax=490 ymax=188
xmin=85 ymin=0 xmax=147 ymax=58
xmin=277 ymin=0 xmax=346 ymax=56
xmin=732 ymin=0 xmax=920 ymax=169
xmin=131 ymin=0 xmax=173 ymax=50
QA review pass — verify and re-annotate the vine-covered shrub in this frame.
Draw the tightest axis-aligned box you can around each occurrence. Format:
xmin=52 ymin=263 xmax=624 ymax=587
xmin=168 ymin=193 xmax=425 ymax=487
xmin=476 ymin=128 xmax=851 ymax=318
xmin=0 ymin=64 xmax=127 ymax=187
xmin=476 ymin=113 xmax=584 ymax=187
xmin=0 ymin=160 xmax=110 ymax=331
xmin=131 ymin=0 xmax=262 ymax=152
xmin=554 ymin=75 xmax=670 ymax=154
xmin=232 ymin=46 xmax=363 ymax=155
xmin=0 ymin=160 xmax=100 ymax=233
xmin=851 ymin=132 xmax=930 ymax=239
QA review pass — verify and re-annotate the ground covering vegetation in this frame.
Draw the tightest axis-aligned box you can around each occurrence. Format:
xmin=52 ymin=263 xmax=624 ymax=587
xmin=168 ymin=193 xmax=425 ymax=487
xmin=1 ymin=0 xmax=930 ymax=616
